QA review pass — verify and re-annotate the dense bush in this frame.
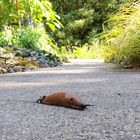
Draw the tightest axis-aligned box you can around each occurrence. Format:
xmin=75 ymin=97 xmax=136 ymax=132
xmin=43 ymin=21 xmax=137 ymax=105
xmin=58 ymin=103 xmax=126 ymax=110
xmin=51 ymin=0 xmax=133 ymax=58
xmin=0 ymin=0 xmax=63 ymax=74
xmin=0 ymin=0 xmax=61 ymax=31
xmin=0 ymin=0 xmax=62 ymax=51
xmin=100 ymin=1 xmax=140 ymax=66
xmin=53 ymin=7 xmax=99 ymax=49
xmin=16 ymin=28 xmax=54 ymax=50
xmin=0 ymin=28 xmax=13 ymax=46
xmin=0 ymin=27 xmax=55 ymax=51
xmin=56 ymin=40 xmax=103 ymax=58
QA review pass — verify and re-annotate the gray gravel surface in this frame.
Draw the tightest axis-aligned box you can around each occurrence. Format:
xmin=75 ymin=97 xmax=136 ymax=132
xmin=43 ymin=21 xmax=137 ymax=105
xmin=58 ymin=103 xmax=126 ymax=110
xmin=0 ymin=59 xmax=140 ymax=140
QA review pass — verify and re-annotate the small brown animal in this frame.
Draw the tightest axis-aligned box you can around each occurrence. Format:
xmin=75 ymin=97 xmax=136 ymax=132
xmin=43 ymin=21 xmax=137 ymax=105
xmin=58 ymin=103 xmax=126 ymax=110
xmin=36 ymin=92 xmax=93 ymax=110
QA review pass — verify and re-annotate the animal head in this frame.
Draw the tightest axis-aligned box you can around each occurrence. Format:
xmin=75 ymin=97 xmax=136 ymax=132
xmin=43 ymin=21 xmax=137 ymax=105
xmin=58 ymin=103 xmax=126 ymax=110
xmin=36 ymin=96 xmax=46 ymax=104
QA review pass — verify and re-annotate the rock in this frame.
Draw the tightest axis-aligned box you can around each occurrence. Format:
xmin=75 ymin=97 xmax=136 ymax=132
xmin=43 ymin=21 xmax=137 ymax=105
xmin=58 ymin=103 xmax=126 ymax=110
xmin=7 ymin=67 xmax=15 ymax=73
xmin=123 ymin=65 xmax=134 ymax=69
xmin=0 ymin=46 xmax=62 ymax=74
xmin=18 ymin=60 xmax=30 ymax=66
xmin=0 ymin=67 xmax=7 ymax=73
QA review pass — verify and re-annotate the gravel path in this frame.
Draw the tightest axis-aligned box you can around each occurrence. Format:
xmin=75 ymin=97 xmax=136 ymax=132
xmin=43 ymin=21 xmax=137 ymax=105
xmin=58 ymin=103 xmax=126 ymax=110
xmin=0 ymin=59 xmax=140 ymax=140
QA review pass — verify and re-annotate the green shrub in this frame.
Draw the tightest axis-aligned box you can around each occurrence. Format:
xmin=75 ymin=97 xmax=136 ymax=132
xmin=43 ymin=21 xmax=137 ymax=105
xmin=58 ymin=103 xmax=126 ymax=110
xmin=56 ymin=40 xmax=103 ymax=59
xmin=16 ymin=28 xmax=54 ymax=51
xmin=51 ymin=0 xmax=133 ymax=55
xmin=0 ymin=28 xmax=13 ymax=46
xmin=100 ymin=2 xmax=140 ymax=65
xmin=0 ymin=26 xmax=56 ymax=53
xmin=15 ymin=28 xmax=39 ymax=49
xmin=53 ymin=7 xmax=96 ymax=49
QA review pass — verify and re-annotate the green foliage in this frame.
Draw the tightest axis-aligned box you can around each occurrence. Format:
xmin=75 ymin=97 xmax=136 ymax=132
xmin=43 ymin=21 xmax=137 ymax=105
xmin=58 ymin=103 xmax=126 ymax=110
xmin=16 ymin=28 xmax=39 ymax=49
xmin=100 ymin=1 xmax=140 ymax=65
xmin=1 ymin=0 xmax=139 ymax=66
xmin=0 ymin=28 xmax=13 ymax=46
xmin=0 ymin=0 xmax=62 ymax=31
xmin=53 ymin=7 xmax=96 ymax=50
xmin=0 ymin=27 xmax=55 ymax=51
xmin=56 ymin=39 xmax=103 ymax=58
xmin=0 ymin=0 xmax=63 ymax=74
xmin=16 ymin=28 xmax=54 ymax=50
xmin=0 ymin=0 xmax=62 ymax=53
xmin=51 ymin=0 xmax=132 ymax=58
